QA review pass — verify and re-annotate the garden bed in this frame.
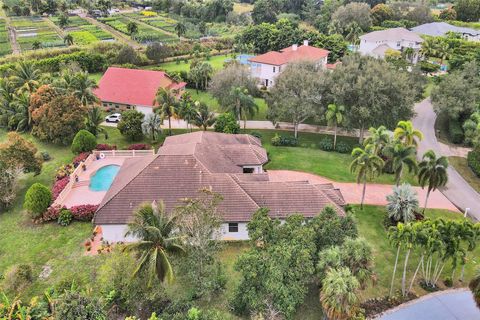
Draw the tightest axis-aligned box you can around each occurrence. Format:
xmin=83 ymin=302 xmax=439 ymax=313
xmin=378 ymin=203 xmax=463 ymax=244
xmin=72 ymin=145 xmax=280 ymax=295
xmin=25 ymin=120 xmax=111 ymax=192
xmin=0 ymin=18 xmax=11 ymax=56
xmin=50 ymin=15 xmax=114 ymax=45
xmin=11 ymin=16 xmax=63 ymax=50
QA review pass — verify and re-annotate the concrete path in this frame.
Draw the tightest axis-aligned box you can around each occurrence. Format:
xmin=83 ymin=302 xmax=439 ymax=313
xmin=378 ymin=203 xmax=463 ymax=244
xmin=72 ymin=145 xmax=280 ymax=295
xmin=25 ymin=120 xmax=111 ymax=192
xmin=268 ymin=170 xmax=459 ymax=212
xmin=413 ymin=98 xmax=480 ymax=220
xmin=376 ymin=289 xmax=480 ymax=320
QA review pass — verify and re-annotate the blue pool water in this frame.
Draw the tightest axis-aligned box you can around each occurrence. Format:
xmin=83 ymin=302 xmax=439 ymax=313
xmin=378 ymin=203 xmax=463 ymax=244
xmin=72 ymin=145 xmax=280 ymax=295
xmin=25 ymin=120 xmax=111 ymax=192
xmin=89 ymin=165 xmax=120 ymax=191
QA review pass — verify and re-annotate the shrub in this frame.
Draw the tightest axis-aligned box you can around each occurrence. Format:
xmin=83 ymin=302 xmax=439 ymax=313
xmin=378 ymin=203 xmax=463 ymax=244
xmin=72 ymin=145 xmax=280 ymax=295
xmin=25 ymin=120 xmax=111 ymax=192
xmin=70 ymin=204 xmax=99 ymax=221
xmin=319 ymin=137 xmax=334 ymax=151
xmin=444 ymin=277 xmax=453 ymax=287
xmin=448 ymin=118 xmax=464 ymax=144
xmin=2 ymin=264 xmax=33 ymax=294
xmin=419 ymin=61 xmax=440 ymax=73
xmin=72 ymin=152 xmax=90 ymax=167
xmin=71 ymin=129 xmax=97 ymax=154
xmin=55 ymin=291 xmax=106 ymax=320
xmin=52 ymin=177 xmax=70 ymax=201
xmin=24 ymin=183 xmax=52 ymax=219
xmin=58 ymin=209 xmax=73 ymax=226
xmin=467 ymin=150 xmax=480 ymax=177
xmin=40 ymin=151 xmax=51 ymax=161
xmin=96 ymin=143 xmax=117 ymax=150
xmin=127 ymin=143 xmax=152 ymax=150
xmin=249 ymin=131 xmax=262 ymax=139
xmin=271 ymin=133 xmax=298 ymax=147
xmin=117 ymin=110 xmax=145 ymax=141
xmin=214 ymin=113 xmax=240 ymax=134
xmin=42 ymin=205 xmax=64 ymax=222
xmin=335 ymin=141 xmax=353 ymax=154
xmin=55 ymin=164 xmax=74 ymax=180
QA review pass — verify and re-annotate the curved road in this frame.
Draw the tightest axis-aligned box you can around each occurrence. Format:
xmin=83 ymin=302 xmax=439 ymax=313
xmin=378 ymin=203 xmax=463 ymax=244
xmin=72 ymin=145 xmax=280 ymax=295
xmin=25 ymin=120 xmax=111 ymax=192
xmin=413 ymin=98 xmax=480 ymax=221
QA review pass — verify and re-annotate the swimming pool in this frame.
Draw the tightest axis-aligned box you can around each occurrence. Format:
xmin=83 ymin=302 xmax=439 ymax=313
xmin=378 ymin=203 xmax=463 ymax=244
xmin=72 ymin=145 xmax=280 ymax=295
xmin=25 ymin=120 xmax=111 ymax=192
xmin=89 ymin=165 xmax=120 ymax=191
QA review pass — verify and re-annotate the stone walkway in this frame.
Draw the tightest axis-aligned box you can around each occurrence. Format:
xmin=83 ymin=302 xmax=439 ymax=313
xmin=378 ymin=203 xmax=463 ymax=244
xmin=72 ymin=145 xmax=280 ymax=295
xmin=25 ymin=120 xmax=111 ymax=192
xmin=268 ymin=170 xmax=459 ymax=212
xmin=376 ymin=289 xmax=480 ymax=320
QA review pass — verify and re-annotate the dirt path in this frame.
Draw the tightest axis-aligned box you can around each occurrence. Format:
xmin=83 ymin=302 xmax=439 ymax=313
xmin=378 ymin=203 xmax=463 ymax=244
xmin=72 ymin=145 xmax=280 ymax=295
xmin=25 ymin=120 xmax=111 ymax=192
xmin=4 ymin=16 xmax=20 ymax=54
xmin=81 ymin=15 xmax=142 ymax=49
xmin=43 ymin=16 xmax=65 ymax=38
xmin=121 ymin=14 xmax=183 ymax=41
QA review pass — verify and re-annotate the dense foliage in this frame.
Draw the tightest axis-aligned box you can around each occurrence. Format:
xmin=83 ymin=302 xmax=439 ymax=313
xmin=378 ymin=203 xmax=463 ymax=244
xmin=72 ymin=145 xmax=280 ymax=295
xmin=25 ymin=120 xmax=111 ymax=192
xmin=23 ymin=183 xmax=52 ymax=219
xmin=71 ymin=129 xmax=97 ymax=154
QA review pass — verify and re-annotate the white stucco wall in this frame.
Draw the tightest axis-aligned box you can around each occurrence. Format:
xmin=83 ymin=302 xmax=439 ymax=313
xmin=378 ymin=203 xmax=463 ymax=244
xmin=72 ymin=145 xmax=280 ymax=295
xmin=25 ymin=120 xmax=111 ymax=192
xmin=359 ymin=39 xmax=422 ymax=63
xmin=136 ymin=105 xmax=154 ymax=116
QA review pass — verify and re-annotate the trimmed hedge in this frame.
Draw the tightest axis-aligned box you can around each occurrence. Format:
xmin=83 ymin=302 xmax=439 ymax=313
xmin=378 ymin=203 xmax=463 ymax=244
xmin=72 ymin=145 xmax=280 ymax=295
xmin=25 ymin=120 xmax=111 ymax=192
xmin=71 ymin=130 xmax=97 ymax=154
xmin=448 ymin=119 xmax=464 ymax=144
xmin=24 ymin=183 xmax=52 ymax=219
xmin=467 ymin=150 xmax=480 ymax=177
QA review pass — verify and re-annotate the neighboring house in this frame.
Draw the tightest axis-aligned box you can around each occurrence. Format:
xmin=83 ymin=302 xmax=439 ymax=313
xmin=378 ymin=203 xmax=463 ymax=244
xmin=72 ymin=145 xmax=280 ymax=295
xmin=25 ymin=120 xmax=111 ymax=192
xmin=411 ymin=22 xmax=480 ymax=42
xmin=94 ymin=67 xmax=186 ymax=115
xmin=248 ymin=40 xmax=330 ymax=88
xmin=359 ymin=27 xmax=424 ymax=63
xmin=93 ymin=131 xmax=346 ymax=242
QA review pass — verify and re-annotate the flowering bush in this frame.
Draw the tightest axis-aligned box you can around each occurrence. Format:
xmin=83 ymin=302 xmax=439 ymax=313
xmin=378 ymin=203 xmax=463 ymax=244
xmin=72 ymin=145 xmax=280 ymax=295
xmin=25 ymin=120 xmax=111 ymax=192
xmin=127 ymin=143 xmax=152 ymax=150
xmin=55 ymin=164 xmax=74 ymax=180
xmin=70 ymin=204 xmax=99 ymax=221
xmin=40 ymin=205 xmax=65 ymax=222
xmin=72 ymin=152 xmax=91 ymax=167
xmin=96 ymin=143 xmax=117 ymax=150
xmin=52 ymin=177 xmax=70 ymax=201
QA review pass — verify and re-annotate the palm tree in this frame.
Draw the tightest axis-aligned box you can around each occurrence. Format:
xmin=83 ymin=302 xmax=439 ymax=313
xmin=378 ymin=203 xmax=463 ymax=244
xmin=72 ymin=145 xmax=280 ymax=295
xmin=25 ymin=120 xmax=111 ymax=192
xmin=435 ymin=41 xmax=451 ymax=65
xmin=420 ymin=38 xmax=436 ymax=59
xmin=345 ymin=22 xmax=362 ymax=46
xmin=325 ymin=104 xmax=345 ymax=150
xmin=126 ymin=21 xmax=138 ymax=38
xmin=72 ymin=72 xmax=98 ymax=106
xmin=193 ymin=101 xmax=216 ymax=131
xmin=228 ymin=86 xmax=258 ymax=130
xmin=320 ymin=267 xmax=360 ymax=320
xmin=64 ymin=33 xmax=74 ymax=46
xmin=383 ymin=141 xmax=418 ymax=186
xmin=11 ymin=91 xmax=31 ymax=132
xmin=9 ymin=61 xmax=42 ymax=93
xmin=386 ymin=183 xmax=419 ymax=223
xmin=469 ymin=268 xmax=480 ymax=308
xmin=142 ymin=113 xmax=163 ymax=141
xmin=350 ymin=144 xmax=385 ymax=209
xmin=363 ymin=125 xmax=390 ymax=155
xmin=124 ymin=201 xmax=185 ymax=285
xmin=85 ymin=106 xmax=108 ymax=139
xmin=153 ymin=88 xmax=178 ymax=136
xmin=177 ymin=93 xmax=197 ymax=132
xmin=388 ymin=225 xmax=403 ymax=296
xmin=403 ymin=47 xmax=415 ymax=63
xmin=418 ymin=150 xmax=449 ymax=213
xmin=393 ymin=120 xmax=423 ymax=147
xmin=31 ymin=40 xmax=42 ymax=50
xmin=174 ymin=22 xmax=186 ymax=39
xmin=399 ymin=223 xmax=416 ymax=298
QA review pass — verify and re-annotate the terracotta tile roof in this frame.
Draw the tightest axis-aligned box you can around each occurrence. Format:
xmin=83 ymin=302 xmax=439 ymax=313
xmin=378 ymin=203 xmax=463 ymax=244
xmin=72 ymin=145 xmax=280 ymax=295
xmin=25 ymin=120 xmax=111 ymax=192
xmin=93 ymin=132 xmax=345 ymax=224
xmin=248 ymin=44 xmax=329 ymax=66
xmin=93 ymin=67 xmax=186 ymax=107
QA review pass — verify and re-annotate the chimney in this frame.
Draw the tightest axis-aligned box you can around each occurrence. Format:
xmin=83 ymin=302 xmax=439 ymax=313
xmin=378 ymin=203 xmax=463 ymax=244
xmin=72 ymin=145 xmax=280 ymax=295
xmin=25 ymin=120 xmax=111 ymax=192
xmin=292 ymin=44 xmax=298 ymax=51
xmin=303 ymin=40 xmax=309 ymax=46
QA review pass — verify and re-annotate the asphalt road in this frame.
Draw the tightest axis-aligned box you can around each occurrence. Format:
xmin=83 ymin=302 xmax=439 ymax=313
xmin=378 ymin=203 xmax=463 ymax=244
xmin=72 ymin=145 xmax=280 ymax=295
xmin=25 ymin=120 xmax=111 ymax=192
xmin=413 ymin=98 xmax=480 ymax=221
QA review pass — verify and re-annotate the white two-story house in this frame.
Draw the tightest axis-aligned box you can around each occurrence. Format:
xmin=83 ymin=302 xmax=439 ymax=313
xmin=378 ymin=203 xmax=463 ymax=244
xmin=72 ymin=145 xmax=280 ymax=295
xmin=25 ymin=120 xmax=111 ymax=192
xmin=248 ymin=40 xmax=330 ymax=88
xmin=359 ymin=27 xmax=424 ymax=64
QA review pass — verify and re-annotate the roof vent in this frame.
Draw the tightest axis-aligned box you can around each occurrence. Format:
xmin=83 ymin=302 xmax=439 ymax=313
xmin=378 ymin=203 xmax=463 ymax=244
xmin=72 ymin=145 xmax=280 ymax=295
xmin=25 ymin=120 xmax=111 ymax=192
xmin=292 ymin=44 xmax=298 ymax=51
xmin=303 ymin=40 xmax=309 ymax=46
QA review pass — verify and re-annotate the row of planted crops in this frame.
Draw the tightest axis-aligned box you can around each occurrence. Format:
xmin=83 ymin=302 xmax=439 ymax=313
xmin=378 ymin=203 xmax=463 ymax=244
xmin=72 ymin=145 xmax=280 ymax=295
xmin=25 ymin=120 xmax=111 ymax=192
xmin=50 ymin=15 xmax=114 ymax=45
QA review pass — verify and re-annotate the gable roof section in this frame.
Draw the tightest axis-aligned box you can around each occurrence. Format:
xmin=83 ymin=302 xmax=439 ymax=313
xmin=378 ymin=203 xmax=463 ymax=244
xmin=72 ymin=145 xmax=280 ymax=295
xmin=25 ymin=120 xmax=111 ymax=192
xmin=360 ymin=27 xmax=423 ymax=43
xmin=411 ymin=22 xmax=480 ymax=37
xmin=94 ymin=67 xmax=187 ymax=107
xmin=248 ymin=44 xmax=329 ymax=66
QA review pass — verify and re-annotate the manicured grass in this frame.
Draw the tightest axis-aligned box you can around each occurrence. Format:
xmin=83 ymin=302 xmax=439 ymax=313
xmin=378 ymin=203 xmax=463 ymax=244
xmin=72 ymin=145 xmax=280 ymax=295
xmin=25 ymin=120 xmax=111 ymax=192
xmin=155 ymin=54 xmax=233 ymax=73
xmin=449 ymin=156 xmax=480 ymax=194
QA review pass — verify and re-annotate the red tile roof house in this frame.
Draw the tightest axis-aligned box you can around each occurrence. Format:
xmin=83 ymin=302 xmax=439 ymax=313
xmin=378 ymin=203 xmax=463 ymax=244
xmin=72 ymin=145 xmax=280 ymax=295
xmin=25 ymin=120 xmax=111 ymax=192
xmin=93 ymin=131 xmax=346 ymax=242
xmin=248 ymin=40 xmax=330 ymax=88
xmin=94 ymin=67 xmax=187 ymax=115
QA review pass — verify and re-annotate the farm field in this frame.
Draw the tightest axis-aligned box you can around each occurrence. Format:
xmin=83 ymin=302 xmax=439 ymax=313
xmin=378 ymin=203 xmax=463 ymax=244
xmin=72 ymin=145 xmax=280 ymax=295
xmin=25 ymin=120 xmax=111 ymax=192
xmin=98 ymin=14 xmax=177 ymax=44
xmin=10 ymin=16 xmax=63 ymax=50
xmin=0 ymin=18 xmax=11 ymax=56
xmin=50 ymin=15 xmax=114 ymax=45
xmin=124 ymin=11 xmax=177 ymax=34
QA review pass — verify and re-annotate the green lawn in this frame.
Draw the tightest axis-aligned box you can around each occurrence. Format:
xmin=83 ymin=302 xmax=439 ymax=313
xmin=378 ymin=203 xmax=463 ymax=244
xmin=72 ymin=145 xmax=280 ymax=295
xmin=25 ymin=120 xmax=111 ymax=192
xmin=449 ymin=156 xmax=480 ymax=194
xmin=154 ymin=54 xmax=233 ymax=73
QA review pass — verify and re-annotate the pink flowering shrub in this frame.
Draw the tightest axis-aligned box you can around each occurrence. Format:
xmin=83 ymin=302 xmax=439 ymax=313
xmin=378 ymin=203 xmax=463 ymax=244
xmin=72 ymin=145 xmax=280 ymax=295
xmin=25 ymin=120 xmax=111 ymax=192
xmin=40 ymin=205 xmax=65 ymax=223
xmin=127 ymin=143 xmax=152 ymax=150
xmin=72 ymin=152 xmax=90 ymax=167
xmin=70 ymin=204 xmax=99 ymax=221
xmin=96 ymin=144 xmax=117 ymax=150
xmin=52 ymin=176 xmax=69 ymax=200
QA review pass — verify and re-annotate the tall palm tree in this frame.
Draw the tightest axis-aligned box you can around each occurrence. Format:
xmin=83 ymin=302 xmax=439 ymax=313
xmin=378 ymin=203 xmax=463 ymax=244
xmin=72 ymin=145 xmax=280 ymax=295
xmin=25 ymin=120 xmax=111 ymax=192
xmin=193 ymin=101 xmax=216 ymax=131
xmin=64 ymin=33 xmax=74 ymax=46
xmin=420 ymin=38 xmax=436 ymax=59
xmin=123 ymin=201 xmax=185 ymax=285
xmin=388 ymin=225 xmax=403 ymax=296
xmin=320 ymin=267 xmax=360 ymax=320
xmin=399 ymin=223 xmax=416 ymax=298
xmin=11 ymin=91 xmax=31 ymax=132
xmin=177 ymin=93 xmax=197 ymax=132
xmin=418 ymin=150 xmax=449 ymax=213
xmin=228 ymin=86 xmax=258 ymax=130
xmin=393 ymin=120 xmax=423 ymax=147
xmin=72 ymin=71 xmax=98 ymax=106
xmin=325 ymin=103 xmax=345 ymax=150
xmin=469 ymin=268 xmax=480 ymax=308
xmin=9 ymin=61 xmax=42 ymax=93
xmin=174 ymin=22 xmax=186 ymax=39
xmin=153 ymin=88 xmax=178 ymax=136
xmin=435 ymin=41 xmax=451 ymax=65
xmin=142 ymin=113 xmax=163 ymax=141
xmin=383 ymin=141 xmax=418 ymax=186
xmin=350 ymin=144 xmax=385 ymax=209
xmin=363 ymin=125 xmax=390 ymax=155
xmin=85 ymin=106 xmax=108 ymax=139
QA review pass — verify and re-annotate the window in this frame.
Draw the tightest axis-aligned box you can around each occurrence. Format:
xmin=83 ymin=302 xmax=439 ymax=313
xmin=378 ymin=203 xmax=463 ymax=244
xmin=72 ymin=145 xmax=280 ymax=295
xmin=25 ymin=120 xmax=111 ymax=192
xmin=278 ymin=66 xmax=281 ymax=72
xmin=115 ymin=105 xmax=119 ymax=109
xmin=396 ymin=41 xmax=401 ymax=47
xmin=102 ymin=103 xmax=107 ymax=107
xmin=273 ymin=66 xmax=276 ymax=73
xmin=243 ymin=167 xmax=254 ymax=174
xmin=228 ymin=223 xmax=239 ymax=233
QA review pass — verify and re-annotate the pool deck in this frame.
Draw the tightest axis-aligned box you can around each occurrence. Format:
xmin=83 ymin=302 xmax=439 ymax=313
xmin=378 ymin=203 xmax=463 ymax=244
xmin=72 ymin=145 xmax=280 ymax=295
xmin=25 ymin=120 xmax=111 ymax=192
xmin=61 ymin=157 xmax=126 ymax=208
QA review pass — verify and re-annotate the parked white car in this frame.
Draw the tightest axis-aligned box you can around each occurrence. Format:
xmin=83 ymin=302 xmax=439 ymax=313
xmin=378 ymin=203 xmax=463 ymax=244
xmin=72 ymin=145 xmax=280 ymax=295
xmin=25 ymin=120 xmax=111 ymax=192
xmin=105 ymin=113 xmax=121 ymax=123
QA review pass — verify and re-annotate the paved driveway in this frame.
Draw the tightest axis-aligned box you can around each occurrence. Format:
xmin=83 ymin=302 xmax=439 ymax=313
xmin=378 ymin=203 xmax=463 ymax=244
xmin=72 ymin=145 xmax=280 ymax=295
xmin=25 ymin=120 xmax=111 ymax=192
xmin=377 ymin=289 xmax=480 ymax=320
xmin=413 ymin=99 xmax=480 ymax=221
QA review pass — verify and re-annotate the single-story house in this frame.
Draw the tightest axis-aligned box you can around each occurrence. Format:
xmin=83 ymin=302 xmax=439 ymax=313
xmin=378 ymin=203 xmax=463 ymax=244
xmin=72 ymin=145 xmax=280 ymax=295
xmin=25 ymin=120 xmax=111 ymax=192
xmin=411 ymin=22 xmax=480 ymax=42
xmin=93 ymin=131 xmax=346 ymax=242
xmin=94 ymin=67 xmax=186 ymax=115
xmin=359 ymin=27 xmax=424 ymax=64
xmin=248 ymin=40 xmax=330 ymax=88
